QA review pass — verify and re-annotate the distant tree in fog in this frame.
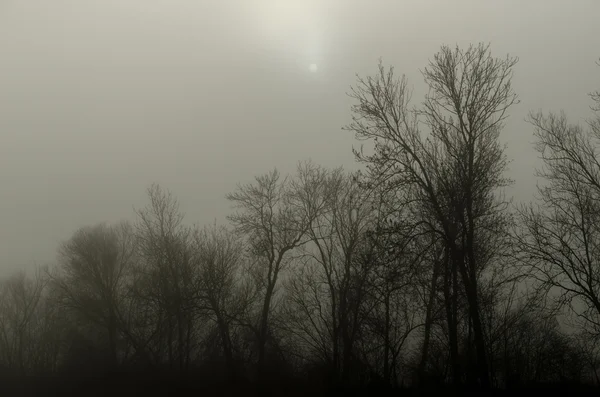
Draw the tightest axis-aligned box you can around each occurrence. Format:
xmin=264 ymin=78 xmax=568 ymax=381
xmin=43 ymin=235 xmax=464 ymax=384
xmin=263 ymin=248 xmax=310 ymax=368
xmin=51 ymin=222 xmax=135 ymax=369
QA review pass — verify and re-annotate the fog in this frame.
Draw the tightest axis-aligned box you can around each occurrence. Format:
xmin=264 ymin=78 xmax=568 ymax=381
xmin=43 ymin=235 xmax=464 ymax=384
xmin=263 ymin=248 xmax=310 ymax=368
xmin=0 ymin=0 xmax=598 ymax=275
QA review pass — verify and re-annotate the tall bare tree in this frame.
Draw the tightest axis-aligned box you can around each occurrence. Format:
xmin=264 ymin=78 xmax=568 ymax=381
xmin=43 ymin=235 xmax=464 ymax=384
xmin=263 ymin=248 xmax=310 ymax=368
xmin=193 ymin=222 xmax=247 ymax=379
xmin=282 ymin=167 xmax=378 ymax=384
xmin=369 ymin=186 xmax=447 ymax=386
xmin=345 ymin=43 xmax=518 ymax=388
xmin=133 ymin=184 xmax=197 ymax=371
xmin=515 ymin=75 xmax=600 ymax=338
xmin=226 ymin=164 xmax=326 ymax=376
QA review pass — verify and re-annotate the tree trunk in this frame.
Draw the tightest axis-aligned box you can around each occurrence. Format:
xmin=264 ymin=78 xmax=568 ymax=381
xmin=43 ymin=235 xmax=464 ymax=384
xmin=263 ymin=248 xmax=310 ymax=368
xmin=185 ymin=314 xmax=192 ymax=370
xmin=383 ymin=292 xmax=391 ymax=384
xmin=329 ymin=282 xmax=340 ymax=382
xmin=18 ymin=330 xmax=24 ymax=376
xmin=217 ymin=313 xmax=236 ymax=380
xmin=418 ymin=252 xmax=440 ymax=385
xmin=458 ymin=255 xmax=490 ymax=389
xmin=470 ymin=296 xmax=490 ymax=389
xmin=342 ymin=331 xmax=352 ymax=384
xmin=464 ymin=158 xmax=491 ymax=389
xmin=339 ymin=283 xmax=355 ymax=385
xmin=168 ymin=315 xmax=174 ymax=370
xmin=177 ymin=307 xmax=184 ymax=372
xmin=108 ymin=307 xmax=118 ymax=369
xmin=444 ymin=248 xmax=461 ymax=387
xmin=257 ymin=281 xmax=276 ymax=378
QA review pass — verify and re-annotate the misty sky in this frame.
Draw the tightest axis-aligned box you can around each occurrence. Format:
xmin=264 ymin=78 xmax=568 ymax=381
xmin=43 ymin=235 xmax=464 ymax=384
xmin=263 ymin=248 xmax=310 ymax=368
xmin=0 ymin=0 xmax=598 ymax=276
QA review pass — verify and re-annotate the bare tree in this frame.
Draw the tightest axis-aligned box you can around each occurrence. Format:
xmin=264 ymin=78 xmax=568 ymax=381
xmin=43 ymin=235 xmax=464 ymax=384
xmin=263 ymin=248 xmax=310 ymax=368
xmin=574 ymin=332 xmax=600 ymax=385
xmin=414 ymin=236 xmax=446 ymax=385
xmin=281 ymin=167 xmax=378 ymax=384
xmin=193 ymin=222 xmax=247 ymax=379
xmin=361 ymin=228 xmax=422 ymax=386
xmin=345 ymin=43 xmax=518 ymax=388
xmin=0 ymin=267 xmax=48 ymax=375
xmin=31 ymin=283 xmax=67 ymax=375
xmin=226 ymin=164 xmax=326 ymax=377
xmin=370 ymin=187 xmax=448 ymax=386
xmin=52 ymin=222 xmax=135 ymax=369
xmin=515 ymin=87 xmax=600 ymax=338
xmin=133 ymin=184 xmax=197 ymax=371
xmin=591 ymin=58 xmax=600 ymax=112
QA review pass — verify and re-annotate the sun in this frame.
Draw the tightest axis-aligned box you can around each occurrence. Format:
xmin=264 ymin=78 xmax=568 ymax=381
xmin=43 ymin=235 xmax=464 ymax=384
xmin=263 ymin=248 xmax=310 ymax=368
xmin=309 ymin=63 xmax=318 ymax=72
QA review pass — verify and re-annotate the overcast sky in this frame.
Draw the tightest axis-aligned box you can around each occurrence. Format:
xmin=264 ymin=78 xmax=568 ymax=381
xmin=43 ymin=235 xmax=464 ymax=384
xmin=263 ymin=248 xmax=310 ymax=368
xmin=0 ymin=0 xmax=598 ymax=275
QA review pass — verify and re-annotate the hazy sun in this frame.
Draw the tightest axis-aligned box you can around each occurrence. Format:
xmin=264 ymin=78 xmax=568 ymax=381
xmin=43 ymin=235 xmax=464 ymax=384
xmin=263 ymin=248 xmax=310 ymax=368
xmin=255 ymin=0 xmax=323 ymax=72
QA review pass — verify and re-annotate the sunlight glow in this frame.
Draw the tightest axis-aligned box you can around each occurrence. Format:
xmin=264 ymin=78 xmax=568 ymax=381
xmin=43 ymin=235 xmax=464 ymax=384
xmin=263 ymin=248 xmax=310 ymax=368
xmin=255 ymin=0 xmax=324 ymax=71
xmin=260 ymin=1 xmax=315 ymax=36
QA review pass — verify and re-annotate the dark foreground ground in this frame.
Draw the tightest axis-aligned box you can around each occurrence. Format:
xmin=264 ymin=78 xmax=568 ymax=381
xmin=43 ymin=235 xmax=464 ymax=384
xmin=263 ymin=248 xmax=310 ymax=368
xmin=1 ymin=374 xmax=599 ymax=396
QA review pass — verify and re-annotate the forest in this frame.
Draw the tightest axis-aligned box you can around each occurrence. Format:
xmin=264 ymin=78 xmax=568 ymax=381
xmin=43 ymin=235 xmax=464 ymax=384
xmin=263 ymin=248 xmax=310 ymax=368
xmin=2 ymin=43 xmax=600 ymax=396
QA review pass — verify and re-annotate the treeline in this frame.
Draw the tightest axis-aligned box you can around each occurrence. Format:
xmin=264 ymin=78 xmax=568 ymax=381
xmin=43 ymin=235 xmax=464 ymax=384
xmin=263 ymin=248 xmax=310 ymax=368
xmin=1 ymin=43 xmax=600 ymax=395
